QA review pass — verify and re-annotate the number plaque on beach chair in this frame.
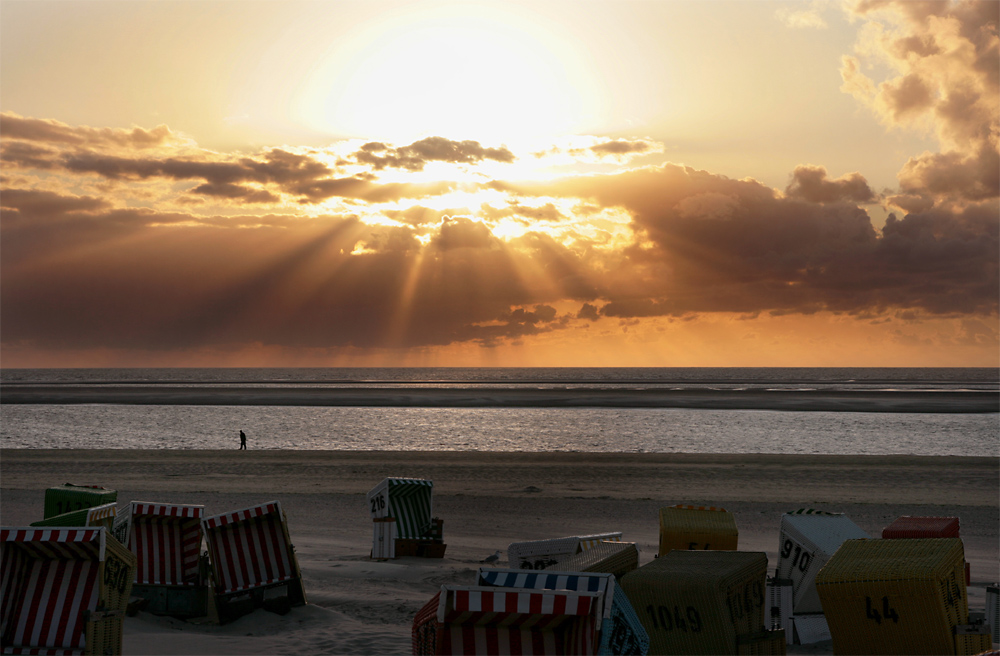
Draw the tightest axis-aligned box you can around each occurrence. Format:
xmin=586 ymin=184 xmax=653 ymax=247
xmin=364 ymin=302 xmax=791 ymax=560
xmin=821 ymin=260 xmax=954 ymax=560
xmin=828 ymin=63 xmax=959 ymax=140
xmin=201 ymin=501 xmax=307 ymax=624
xmin=1 ymin=526 xmax=135 ymax=655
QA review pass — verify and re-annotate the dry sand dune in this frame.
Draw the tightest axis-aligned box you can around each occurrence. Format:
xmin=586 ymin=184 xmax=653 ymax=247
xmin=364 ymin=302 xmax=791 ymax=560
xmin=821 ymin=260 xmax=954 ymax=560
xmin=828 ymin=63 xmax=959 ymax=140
xmin=2 ymin=450 xmax=997 ymax=655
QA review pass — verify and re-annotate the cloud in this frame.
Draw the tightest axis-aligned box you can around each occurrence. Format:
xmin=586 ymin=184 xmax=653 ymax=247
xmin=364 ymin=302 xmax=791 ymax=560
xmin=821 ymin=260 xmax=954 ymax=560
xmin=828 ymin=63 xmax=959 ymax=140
xmin=775 ymin=2 xmax=829 ymax=29
xmin=1 ymin=112 xmax=995 ymax=359
xmin=0 ymin=112 xmax=180 ymax=149
xmin=588 ymin=139 xmax=657 ymax=157
xmin=353 ymin=136 xmax=515 ymax=171
xmin=841 ymin=0 xmax=998 ymax=204
xmin=495 ymin=163 xmax=997 ymax=317
xmin=2 ymin=131 xmax=457 ymax=205
xmin=785 ymin=165 xmax=876 ymax=203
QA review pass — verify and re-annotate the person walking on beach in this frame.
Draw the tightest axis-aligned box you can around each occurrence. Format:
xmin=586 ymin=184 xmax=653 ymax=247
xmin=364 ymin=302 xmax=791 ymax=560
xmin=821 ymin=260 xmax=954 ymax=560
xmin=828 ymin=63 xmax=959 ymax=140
xmin=239 ymin=429 xmax=247 ymax=450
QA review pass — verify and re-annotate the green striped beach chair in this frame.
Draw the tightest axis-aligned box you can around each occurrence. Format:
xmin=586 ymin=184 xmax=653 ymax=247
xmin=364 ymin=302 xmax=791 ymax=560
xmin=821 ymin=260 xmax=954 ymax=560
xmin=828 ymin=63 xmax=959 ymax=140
xmin=367 ymin=478 xmax=442 ymax=558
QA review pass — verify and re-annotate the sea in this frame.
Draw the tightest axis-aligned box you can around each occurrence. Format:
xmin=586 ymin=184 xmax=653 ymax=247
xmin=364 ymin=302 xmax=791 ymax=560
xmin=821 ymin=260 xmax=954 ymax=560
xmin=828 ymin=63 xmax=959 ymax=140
xmin=1 ymin=367 xmax=997 ymax=456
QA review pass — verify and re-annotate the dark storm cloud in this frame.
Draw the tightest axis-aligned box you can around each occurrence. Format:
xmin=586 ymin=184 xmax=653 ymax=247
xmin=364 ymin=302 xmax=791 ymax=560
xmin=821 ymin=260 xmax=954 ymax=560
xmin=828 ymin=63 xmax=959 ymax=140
xmin=353 ymin=136 xmax=515 ymax=171
xmin=500 ymin=163 xmax=998 ymax=317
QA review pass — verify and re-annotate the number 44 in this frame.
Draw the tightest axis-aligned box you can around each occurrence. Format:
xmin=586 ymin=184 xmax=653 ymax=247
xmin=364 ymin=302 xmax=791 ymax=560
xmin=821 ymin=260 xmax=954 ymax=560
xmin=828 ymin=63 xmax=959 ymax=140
xmin=865 ymin=596 xmax=899 ymax=624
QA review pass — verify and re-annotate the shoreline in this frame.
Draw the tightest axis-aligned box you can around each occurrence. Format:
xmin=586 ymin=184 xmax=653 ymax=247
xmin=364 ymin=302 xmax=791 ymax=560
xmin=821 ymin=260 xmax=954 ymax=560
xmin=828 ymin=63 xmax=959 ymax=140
xmin=2 ymin=386 xmax=998 ymax=412
xmin=2 ymin=450 xmax=996 ymax=505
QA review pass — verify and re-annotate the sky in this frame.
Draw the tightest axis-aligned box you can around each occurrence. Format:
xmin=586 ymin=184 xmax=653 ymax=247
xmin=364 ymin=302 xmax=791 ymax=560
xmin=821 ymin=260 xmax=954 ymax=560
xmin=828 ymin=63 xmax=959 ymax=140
xmin=1 ymin=0 xmax=997 ymax=368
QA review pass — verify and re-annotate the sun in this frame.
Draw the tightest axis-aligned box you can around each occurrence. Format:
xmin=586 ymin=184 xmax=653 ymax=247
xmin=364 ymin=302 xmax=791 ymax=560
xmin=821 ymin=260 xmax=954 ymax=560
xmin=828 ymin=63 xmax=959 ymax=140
xmin=294 ymin=4 xmax=602 ymax=145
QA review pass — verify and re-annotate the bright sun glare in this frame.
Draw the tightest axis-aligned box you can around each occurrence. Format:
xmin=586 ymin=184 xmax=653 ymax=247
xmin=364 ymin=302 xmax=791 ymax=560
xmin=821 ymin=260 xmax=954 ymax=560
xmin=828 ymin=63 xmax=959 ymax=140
xmin=295 ymin=6 xmax=600 ymax=145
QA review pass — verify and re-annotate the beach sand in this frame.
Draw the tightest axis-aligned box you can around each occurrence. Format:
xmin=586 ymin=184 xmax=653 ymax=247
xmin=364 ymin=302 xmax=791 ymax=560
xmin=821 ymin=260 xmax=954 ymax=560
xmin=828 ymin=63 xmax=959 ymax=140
xmin=2 ymin=450 xmax=997 ymax=655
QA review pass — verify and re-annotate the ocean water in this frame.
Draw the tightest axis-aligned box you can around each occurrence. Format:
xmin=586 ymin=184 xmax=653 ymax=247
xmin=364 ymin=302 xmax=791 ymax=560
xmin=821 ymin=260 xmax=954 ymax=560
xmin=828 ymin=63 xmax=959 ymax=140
xmin=1 ymin=368 xmax=997 ymax=456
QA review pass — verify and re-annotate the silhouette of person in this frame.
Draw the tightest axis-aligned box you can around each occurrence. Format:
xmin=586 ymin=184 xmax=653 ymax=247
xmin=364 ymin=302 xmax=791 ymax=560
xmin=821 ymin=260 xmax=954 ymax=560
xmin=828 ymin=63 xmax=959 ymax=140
xmin=239 ymin=429 xmax=246 ymax=450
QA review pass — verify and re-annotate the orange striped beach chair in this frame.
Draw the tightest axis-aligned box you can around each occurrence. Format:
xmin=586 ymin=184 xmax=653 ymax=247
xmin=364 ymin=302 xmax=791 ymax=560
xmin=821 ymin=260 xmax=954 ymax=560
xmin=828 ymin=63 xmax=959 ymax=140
xmin=1 ymin=526 xmax=135 ymax=655
xmin=201 ymin=501 xmax=306 ymax=624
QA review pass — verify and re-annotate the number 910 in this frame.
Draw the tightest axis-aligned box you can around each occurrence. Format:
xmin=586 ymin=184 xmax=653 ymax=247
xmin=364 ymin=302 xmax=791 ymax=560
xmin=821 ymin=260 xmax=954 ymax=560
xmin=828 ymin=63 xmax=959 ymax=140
xmin=781 ymin=539 xmax=812 ymax=573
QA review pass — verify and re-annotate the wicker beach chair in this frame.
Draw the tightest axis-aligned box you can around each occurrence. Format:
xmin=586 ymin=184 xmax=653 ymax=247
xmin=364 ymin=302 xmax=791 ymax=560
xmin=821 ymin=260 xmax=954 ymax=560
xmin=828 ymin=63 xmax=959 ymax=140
xmin=30 ymin=502 xmax=118 ymax=533
xmin=815 ymin=537 xmax=991 ymax=655
xmin=507 ymin=532 xmax=623 ymax=570
xmin=882 ymin=516 xmax=961 ymax=539
xmin=43 ymin=484 xmax=117 ymax=520
xmin=368 ymin=478 xmax=445 ymax=559
xmin=776 ymin=509 xmax=868 ymax=616
xmin=1 ymin=526 xmax=135 ymax=655
xmin=476 ymin=568 xmax=650 ymax=656
xmin=117 ymin=502 xmax=209 ymax=619
xmin=658 ymin=505 xmax=738 ymax=556
xmin=412 ymin=584 xmax=605 ymax=655
xmin=986 ymin=584 xmax=999 ymax=646
xmin=201 ymin=501 xmax=306 ymax=624
xmin=550 ymin=540 xmax=639 ymax=579
xmin=619 ymin=550 xmax=783 ymax=655
xmin=882 ymin=516 xmax=970 ymax=584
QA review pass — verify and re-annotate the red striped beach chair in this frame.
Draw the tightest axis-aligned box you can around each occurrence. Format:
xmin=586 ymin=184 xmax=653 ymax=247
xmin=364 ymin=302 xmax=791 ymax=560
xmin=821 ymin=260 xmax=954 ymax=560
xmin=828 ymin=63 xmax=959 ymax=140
xmin=412 ymin=585 xmax=604 ymax=655
xmin=201 ymin=501 xmax=306 ymax=624
xmin=476 ymin=568 xmax=650 ymax=655
xmin=120 ymin=502 xmax=208 ymax=619
xmin=1 ymin=527 xmax=134 ymax=656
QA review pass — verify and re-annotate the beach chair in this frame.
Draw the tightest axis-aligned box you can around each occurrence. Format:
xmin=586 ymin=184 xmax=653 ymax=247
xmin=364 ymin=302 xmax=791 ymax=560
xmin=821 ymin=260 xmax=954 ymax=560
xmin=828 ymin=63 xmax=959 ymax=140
xmin=815 ymin=537 xmax=991 ymax=655
xmin=619 ymin=550 xmax=784 ymax=655
xmin=507 ymin=532 xmax=623 ymax=570
xmin=368 ymin=478 xmax=446 ymax=559
xmin=412 ymin=584 xmax=605 ymax=655
xmin=30 ymin=502 xmax=118 ymax=533
xmin=549 ymin=540 xmax=639 ymax=579
xmin=201 ymin=501 xmax=306 ymax=624
xmin=658 ymin=505 xmax=739 ymax=556
xmin=118 ymin=502 xmax=208 ymax=619
xmin=476 ymin=568 xmax=650 ymax=655
xmin=43 ymin=484 xmax=117 ymax=520
xmin=986 ymin=584 xmax=999 ymax=646
xmin=1 ymin=526 xmax=135 ymax=655
xmin=882 ymin=516 xmax=970 ymax=584
xmin=776 ymin=509 xmax=868 ymax=616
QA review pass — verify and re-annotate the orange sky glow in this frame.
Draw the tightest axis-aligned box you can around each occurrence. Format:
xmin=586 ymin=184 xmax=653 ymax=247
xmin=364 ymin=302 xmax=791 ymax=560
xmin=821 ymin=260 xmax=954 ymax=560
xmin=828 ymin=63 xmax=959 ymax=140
xmin=1 ymin=0 xmax=997 ymax=367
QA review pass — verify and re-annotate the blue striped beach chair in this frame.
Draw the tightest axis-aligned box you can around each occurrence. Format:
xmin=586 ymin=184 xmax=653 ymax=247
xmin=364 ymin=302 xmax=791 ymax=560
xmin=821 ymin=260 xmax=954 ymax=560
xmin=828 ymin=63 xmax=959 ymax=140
xmin=476 ymin=568 xmax=649 ymax=655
